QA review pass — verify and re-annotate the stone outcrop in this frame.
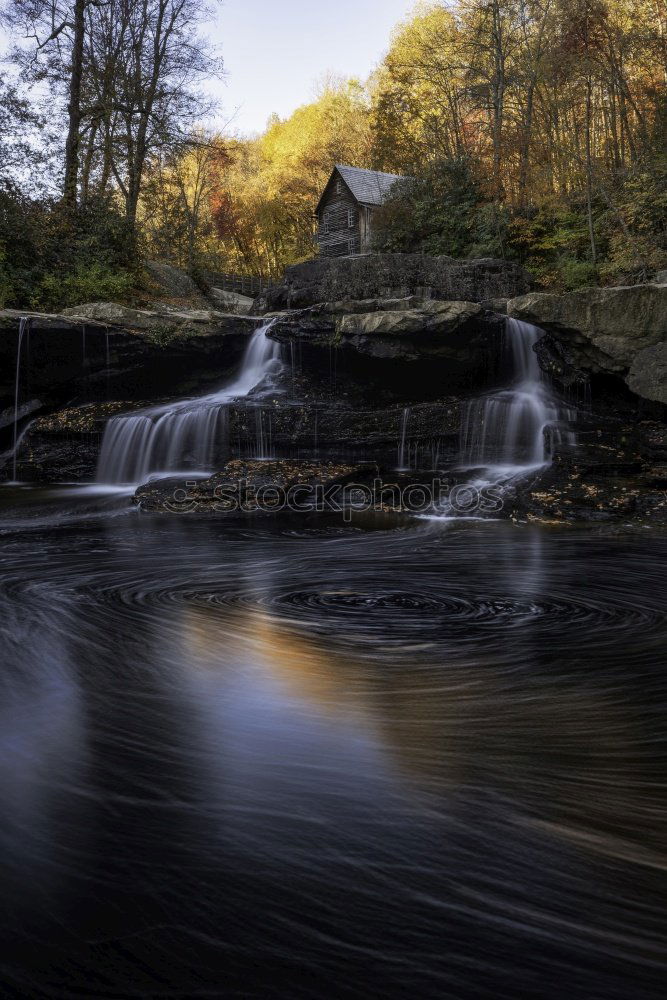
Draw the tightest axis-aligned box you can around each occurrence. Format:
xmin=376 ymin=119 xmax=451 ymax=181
xmin=208 ymin=289 xmax=255 ymax=313
xmin=262 ymin=254 xmax=532 ymax=310
xmin=337 ymin=301 xmax=482 ymax=336
xmin=61 ymin=301 xmax=257 ymax=337
xmin=627 ymin=342 xmax=667 ymax=405
xmin=507 ymin=283 xmax=667 ymax=407
xmin=0 ymin=307 xmax=109 ymax=332
xmin=507 ymin=284 xmax=667 ymax=372
xmin=269 ymin=297 xmax=502 ymax=375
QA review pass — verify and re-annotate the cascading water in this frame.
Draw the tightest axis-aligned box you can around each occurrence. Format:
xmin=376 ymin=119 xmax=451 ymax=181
xmin=254 ymin=409 xmax=274 ymax=460
xmin=10 ymin=318 xmax=29 ymax=483
xmin=97 ymin=321 xmax=282 ymax=485
xmin=397 ymin=407 xmax=411 ymax=471
xmin=458 ymin=318 xmax=576 ymax=479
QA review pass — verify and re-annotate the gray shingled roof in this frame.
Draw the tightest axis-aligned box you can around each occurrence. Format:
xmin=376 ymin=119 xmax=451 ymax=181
xmin=335 ymin=164 xmax=406 ymax=206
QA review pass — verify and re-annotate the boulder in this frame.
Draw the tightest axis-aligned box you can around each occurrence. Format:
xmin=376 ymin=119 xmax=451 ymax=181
xmin=209 ymin=288 xmax=255 ymax=312
xmin=145 ymin=261 xmax=202 ymax=299
xmin=627 ymin=341 xmax=667 ymax=405
xmin=507 ymin=284 xmax=667 ymax=373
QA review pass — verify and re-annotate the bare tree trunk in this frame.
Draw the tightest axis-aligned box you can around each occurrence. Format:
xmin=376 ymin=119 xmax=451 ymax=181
xmin=518 ymin=81 xmax=535 ymax=210
xmin=585 ymin=74 xmax=597 ymax=265
xmin=63 ymin=0 xmax=86 ymax=210
xmin=80 ymin=119 xmax=99 ymax=206
xmin=490 ymin=0 xmax=506 ymax=198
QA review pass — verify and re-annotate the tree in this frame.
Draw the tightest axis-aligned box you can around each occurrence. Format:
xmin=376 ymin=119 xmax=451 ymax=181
xmin=141 ymin=132 xmax=228 ymax=269
xmin=1 ymin=0 xmax=223 ymax=222
xmin=1 ymin=0 xmax=102 ymax=207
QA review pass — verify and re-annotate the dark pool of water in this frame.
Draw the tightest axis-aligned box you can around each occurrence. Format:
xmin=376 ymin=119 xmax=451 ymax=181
xmin=0 ymin=487 xmax=665 ymax=998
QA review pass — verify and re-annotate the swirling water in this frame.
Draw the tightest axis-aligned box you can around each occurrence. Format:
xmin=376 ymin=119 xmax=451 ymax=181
xmin=0 ymin=487 xmax=665 ymax=999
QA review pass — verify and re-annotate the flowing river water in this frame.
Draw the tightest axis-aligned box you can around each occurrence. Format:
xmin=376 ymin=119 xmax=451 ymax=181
xmin=0 ymin=485 xmax=665 ymax=998
xmin=1 ymin=319 xmax=666 ymax=997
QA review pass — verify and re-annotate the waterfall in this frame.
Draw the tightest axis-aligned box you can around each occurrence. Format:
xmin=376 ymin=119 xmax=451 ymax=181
xmin=254 ymin=409 xmax=274 ymax=460
xmin=11 ymin=318 xmax=29 ymax=483
xmin=397 ymin=407 xmax=411 ymax=471
xmin=458 ymin=318 xmax=576 ymax=479
xmin=97 ymin=321 xmax=281 ymax=485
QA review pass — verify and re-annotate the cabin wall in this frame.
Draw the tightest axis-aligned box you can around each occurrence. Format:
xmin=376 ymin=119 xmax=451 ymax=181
xmin=316 ymin=180 xmax=361 ymax=257
xmin=359 ymin=206 xmax=375 ymax=252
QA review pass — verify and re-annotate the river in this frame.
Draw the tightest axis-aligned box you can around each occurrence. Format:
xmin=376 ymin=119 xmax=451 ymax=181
xmin=0 ymin=486 xmax=664 ymax=998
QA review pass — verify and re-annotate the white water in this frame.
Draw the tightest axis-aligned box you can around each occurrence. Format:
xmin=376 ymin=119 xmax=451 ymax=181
xmin=397 ymin=407 xmax=411 ymax=471
xmin=10 ymin=318 xmax=29 ymax=484
xmin=254 ymin=409 xmax=274 ymax=460
xmin=96 ymin=322 xmax=282 ymax=486
xmin=458 ymin=318 xmax=576 ymax=480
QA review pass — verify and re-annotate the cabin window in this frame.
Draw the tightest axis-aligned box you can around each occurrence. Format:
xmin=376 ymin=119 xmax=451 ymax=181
xmin=348 ymin=209 xmax=355 ymax=229
xmin=322 ymin=212 xmax=329 ymax=234
xmin=336 ymin=179 xmax=343 ymax=194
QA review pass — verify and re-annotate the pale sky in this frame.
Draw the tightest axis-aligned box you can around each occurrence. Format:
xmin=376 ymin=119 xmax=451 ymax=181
xmin=0 ymin=0 xmax=418 ymax=136
xmin=212 ymin=0 xmax=417 ymax=134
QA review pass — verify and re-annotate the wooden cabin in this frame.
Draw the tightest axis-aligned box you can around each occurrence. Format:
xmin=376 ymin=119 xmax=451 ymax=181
xmin=315 ymin=165 xmax=405 ymax=258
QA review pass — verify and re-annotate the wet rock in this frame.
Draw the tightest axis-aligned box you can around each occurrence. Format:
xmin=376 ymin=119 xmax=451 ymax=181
xmin=0 ymin=398 xmax=42 ymax=431
xmin=533 ymin=333 xmax=589 ymax=388
xmin=511 ymin=465 xmax=667 ymax=525
xmin=133 ymin=459 xmax=376 ymax=514
xmin=0 ymin=310 xmax=259 ymax=451
xmin=509 ymin=416 xmax=667 ymax=525
xmin=12 ymin=393 xmax=462 ymax=485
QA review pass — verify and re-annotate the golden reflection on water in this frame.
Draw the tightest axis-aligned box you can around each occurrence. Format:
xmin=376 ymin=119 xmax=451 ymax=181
xmin=176 ymin=598 xmax=667 ymax=873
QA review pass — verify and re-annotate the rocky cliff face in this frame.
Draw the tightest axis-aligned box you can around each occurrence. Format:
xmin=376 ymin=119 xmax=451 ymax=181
xmin=3 ymin=262 xmax=666 ymax=525
xmin=262 ymin=254 xmax=531 ymax=310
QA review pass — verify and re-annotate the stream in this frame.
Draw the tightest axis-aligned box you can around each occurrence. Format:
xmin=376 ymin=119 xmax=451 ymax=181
xmin=0 ymin=486 xmax=665 ymax=998
xmin=1 ymin=316 xmax=665 ymax=998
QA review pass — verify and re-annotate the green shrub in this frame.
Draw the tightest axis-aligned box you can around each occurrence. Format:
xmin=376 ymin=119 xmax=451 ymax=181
xmin=0 ymin=245 xmax=11 ymax=308
xmin=0 ymin=186 xmax=138 ymax=311
xmin=33 ymin=262 xmax=133 ymax=312
xmin=372 ymin=157 xmax=487 ymax=257
xmin=556 ymin=257 xmax=598 ymax=290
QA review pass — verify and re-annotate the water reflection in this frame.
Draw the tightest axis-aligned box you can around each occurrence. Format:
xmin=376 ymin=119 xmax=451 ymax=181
xmin=0 ymin=493 xmax=664 ymax=998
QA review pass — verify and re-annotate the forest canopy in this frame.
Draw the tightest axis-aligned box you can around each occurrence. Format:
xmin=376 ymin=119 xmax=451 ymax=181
xmin=0 ymin=0 xmax=665 ymax=309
